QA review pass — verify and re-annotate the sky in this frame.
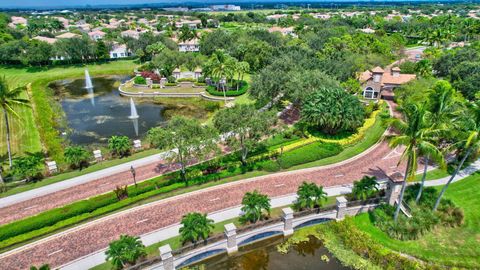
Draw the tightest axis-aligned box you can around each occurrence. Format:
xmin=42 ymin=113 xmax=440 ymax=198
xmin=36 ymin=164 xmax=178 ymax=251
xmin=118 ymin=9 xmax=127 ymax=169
xmin=0 ymin=0 xmax=182 ymax=8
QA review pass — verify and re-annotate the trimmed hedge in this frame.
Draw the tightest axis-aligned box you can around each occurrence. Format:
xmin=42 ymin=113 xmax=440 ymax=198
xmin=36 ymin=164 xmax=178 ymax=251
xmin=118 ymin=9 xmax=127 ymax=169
xmin=259 ymin=142 xmax=342 ymax=172
xmin=206 ymin=81 xmax=248 ymax=97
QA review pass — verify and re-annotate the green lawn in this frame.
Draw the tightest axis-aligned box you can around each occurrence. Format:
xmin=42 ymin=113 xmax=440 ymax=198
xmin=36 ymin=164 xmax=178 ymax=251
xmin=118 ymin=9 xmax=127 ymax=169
xmin=0 ymin=60 xmax=137 ymax=160
xmin=413 ymin=168 xmax=450 ymax=182
xmin=354 ymin=171 xmax=480 ymax=269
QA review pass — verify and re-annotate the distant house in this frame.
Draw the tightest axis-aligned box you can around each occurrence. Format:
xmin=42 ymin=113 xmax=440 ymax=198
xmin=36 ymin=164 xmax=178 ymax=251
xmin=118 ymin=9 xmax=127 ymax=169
xmin=33 ymin=36 xmax=58 ymax=44
xmin=268 ymin=26 xmax=296 ymax=37
xmin=57 ymin=32 xmax=80 ymax=39
xmin=359 ymin=66 xmax=416 ymax=99
xmin=178 ymin=38 xmax=200 ymax=52
xmin=175 ymin=20 xmax=201 ymax=29
xmin=109 ymin=43 xmax=132 ymax=59
xmin=121 ymin=29 xmax=144 ymax=39
xmin=88 ymin=30 xmax=106 ymax=41
xmin=9 ymin=16 xmax=27 ymax=28
xmin=266 ymin=14 xmax=288 ymax=21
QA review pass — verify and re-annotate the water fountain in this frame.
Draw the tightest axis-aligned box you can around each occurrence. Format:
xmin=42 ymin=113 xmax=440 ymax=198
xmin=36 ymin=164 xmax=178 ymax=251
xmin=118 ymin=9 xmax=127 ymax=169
xmin=128 ymin=98 xmax=140 ymax=136
xmin=84 ymin=69 xmax=95 ymax=106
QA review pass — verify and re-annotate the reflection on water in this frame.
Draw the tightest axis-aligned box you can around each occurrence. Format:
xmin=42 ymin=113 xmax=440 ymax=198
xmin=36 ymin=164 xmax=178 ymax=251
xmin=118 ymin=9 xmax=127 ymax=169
xmin=50 ymin=76 xmax=165 ymax=145
xmin=185 ymin=235 xmax=351 ymax=270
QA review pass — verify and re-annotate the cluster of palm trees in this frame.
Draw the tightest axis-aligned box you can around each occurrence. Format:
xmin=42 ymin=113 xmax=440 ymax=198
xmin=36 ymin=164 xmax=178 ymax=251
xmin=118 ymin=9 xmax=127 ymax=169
xmin=389 ymin=80 xmax=480 ymax=222
xmin=204 ymin=50 xmax=250 ymax=102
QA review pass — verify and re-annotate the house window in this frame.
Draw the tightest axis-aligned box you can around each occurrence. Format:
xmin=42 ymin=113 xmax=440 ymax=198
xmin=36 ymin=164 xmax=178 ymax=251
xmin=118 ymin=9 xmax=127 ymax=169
xmin=364 ymin=87 xmax=376 ymax=99
xmin=113 ymin=53 xmax=118 ymax=58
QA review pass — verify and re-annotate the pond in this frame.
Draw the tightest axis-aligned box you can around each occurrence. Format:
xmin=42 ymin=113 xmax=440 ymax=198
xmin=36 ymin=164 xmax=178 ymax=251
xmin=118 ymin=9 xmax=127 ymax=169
xmin=184 ymin=235 xmax=350 ymax=270
xmin=49 ymin=76 xmax=217 ymax=145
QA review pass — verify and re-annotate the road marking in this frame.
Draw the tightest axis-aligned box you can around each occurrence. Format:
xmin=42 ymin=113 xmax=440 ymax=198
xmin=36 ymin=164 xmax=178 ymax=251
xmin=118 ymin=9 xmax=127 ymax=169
xmin=48 ymin=249 xmax=63 ymax=256
xmin=209 ymin=197 xmax=220 ymax=202
xmin=136 ymin=219 xmax=149 ymax=224
xmin=24 ymin=205 xmax=37 ymax=210
xmin=335 ymin=174 xmax=344 ymax=178
xmin=274 ymin=184 xmax=285 ymax=188
xmin=98 ymin=182 xmax=110 ymax=187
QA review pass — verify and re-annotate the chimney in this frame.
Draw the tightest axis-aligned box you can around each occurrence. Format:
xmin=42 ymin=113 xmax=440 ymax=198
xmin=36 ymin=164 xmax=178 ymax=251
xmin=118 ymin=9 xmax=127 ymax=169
xmin=371 ymin=66 xmax=384 ymax=83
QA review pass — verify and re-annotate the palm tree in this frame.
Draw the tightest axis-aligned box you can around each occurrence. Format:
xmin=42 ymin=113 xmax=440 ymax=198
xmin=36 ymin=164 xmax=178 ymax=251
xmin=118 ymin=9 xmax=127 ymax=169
xmin=295 ymin=182 xmax=328 ymax=210
xmin=209 ymin=50 xmax=237 ymax=104
xmin=388 ymin=103 xmax=443 ymax=222
xmin=179 ymin=212 xmax=214 ymax=245
xmin=433 ymin=99 xmax=480 ymax=211
xmin=105 ymin=235 xmax=146 ymax=270
xmin=30 ymin=265 xmax=50 ymax=270
xmin=236 ymin=61 xmax=250 ymax=91
xmin=416 ymin=81 xmax=458 ymax=203
xmin=0 ymin=76 xmax=30 ymax=168
xmin=351 ymin=176 xmax=379 ymax=201
xmin=240 ymin=190 xmax=271 ymax=224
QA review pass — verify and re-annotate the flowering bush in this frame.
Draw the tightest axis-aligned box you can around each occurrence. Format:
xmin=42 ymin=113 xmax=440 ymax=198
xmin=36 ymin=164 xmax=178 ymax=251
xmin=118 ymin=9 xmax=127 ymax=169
xmin=140 ymin=71 xmax=161 ymax=83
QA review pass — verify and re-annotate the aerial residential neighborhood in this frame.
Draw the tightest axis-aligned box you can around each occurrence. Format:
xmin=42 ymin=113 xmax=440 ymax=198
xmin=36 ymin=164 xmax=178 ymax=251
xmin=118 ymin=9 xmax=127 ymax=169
xmin=0 ymin=1 xmax=479 ymax=270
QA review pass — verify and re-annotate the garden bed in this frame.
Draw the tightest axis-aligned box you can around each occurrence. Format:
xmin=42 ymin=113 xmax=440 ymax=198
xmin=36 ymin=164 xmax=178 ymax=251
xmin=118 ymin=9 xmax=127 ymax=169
xmin=206 ymin=81 xmax=248 ymax=97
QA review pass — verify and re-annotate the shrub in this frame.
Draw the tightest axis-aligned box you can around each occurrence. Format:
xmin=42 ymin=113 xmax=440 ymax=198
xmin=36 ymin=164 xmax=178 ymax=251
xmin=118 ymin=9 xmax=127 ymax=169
xmin=140 ymin=71 xmax=160 ymax=82
xmin=108 ymin=136 xmax=131 ymax=157
xmin=164 ymin=82 xmax=177 ymax=87
xmin=113 ymin=185 xmax=128 ymax=201
xmin=167 ymin=75 xmax=176 ymax=83
xmin=240 ymin=190 xmax=271 ymax=224
xmin=64 ymin=146 xmax=90 ymax=169
xmin=106 ymin=235 xmax=146 ymax=269
xmin=177 ymin=78 xmax=196 ymax=82
xmin=206 ymin=81 xmax=248 ymax=97
xmin=179 ymin=212 xmax=214 ymax=245
xmin=350 ymin=176 xmax=379 ymax=200
xmin=134 ymin=76 xmax=147 ymax=85
xmin=10 ymin=153 xmax=45 ymax=182
xmin=204 ymin=101 xmax=220 ymax=112
xmin=277 ymin=142 xmax=342 ymax=169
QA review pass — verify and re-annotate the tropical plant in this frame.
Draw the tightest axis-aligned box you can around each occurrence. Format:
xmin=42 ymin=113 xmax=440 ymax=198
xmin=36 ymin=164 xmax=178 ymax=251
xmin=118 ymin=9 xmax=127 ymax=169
xmin=64 ymin=146 xmax=90 ymax=169
xmin=294 ymin=182 xmax=328 ymax=210
xmin=108 ymin=136 xmax=131 ymax=157
xmin=434 ymin=99 xmax=480 ymax=211
xmin=301 ymin=86 xmax=365 ymax=135
xmin=236 ymin=61 xmax=250 ymax=91
xmin=213 ymin=104 xmax=276 ymax=165
xmin=388 ymin=103 xmax=444 ymax=222
xmin=30 ymin=265 xmax=50 ymax=270
xmin=179 ymin=212 xmax=214 ymax=245
xmin=240 ymin=190 xmax=271 ymax=224
xmin=11 ymin=152 xmax=44 ymax=182
xmin=351 ymin=176 xmax=379 ymax=200
xmin=204 ymin=50 xmax=237 ymax=103
xmin=147 ymin=116 xmax=218 ymax=183
xmin=0 ymin=76 xmax=30 ymax=167
xmin=105 ymin=235 xmax=146 ymax=270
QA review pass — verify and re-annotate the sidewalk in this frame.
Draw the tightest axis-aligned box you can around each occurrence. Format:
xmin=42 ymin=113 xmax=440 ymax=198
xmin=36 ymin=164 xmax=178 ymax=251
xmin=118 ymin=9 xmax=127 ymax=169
xmin=0 ymin=151 xmax=169 ymax=208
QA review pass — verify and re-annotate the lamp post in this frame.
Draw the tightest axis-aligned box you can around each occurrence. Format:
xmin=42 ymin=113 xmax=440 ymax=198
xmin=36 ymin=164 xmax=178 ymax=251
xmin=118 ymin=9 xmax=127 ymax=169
xmin=130 ymin=165 xmax=137 ymax=187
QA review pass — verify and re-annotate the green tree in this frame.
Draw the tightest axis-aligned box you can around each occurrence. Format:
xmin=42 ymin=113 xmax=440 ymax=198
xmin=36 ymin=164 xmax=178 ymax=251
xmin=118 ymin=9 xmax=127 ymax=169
xmin=105 ymin=235 xmax=146 ymax=270
xmin=145 ymin=42 xmax=165 ymax=59
xmin=108 ymin=136 xmax=131 ymax=157
xmin=179 ymin=212 xmax=214 ymax=245
xmin=294 ymin=182 xmax=328 ymax=210
xmin=64 ymin=146 xmax=90 ymax=169
xmin=351 ymin=176 xmax=379 ymax=200
xmin=30 ymin=265 xmax=50 ymax=270
xmin=95 ymin=40 xmax=109 ymax=60
xmin=205 ymin=50 xmax=237 ymax=103
xmin=0 ymin=77 xmax=30 ymax=167
xmin=434 ymin=99 xmax=480 ymax=211
xmin=235 ymin=61 xmax=250 ymax=90
xmin=301 ymin=86 xmax=365 ymax=135
xmin=147 ymin=116 xmax=218 ymax=183
xmin=240 ymin=190 xmax=271 ymax=224
xmin=178 ymin=24 xmax=196 ymax=42
xmin=388 ymin=103 xmax=444 ymax=222
xmin=11 ymin=152 xmax=44 ymax=182
xmin=213 ymin=105 xmax=276 ymax=165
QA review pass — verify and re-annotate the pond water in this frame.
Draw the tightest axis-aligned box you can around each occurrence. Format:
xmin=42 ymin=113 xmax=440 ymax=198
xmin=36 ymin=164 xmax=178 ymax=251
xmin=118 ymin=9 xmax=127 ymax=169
xmin=184 ymin=235 xmax=350 ymax=270
xmin=50 ymin=76 xmax=166 ymax=145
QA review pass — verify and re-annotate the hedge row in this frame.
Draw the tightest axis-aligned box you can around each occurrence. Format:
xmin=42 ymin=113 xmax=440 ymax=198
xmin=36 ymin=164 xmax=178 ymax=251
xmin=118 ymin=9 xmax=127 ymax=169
xmin=206 ymin=81 xmax=248 ymax=97
xmin=259 ymin=142 xmax=343 ymax=172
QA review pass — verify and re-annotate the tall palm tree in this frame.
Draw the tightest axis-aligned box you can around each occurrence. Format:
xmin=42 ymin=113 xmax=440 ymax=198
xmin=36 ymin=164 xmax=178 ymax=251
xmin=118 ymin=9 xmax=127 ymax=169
xmin=433 ymin=99 xmax=480 ymax=211
xmin=388 ymin=103 xmax=444 ymax=222
xmin=416 ymin=81 xmax=459 ymax=203
xmin=210 ymin=50 xmax=236 ymax=104
xmin=0 ymin=76 xmax=30 ymax=168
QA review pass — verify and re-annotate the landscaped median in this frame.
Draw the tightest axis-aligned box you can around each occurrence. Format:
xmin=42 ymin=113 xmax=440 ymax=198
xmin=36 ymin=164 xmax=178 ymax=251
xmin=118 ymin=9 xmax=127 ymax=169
xmin=0 ymin=103 xmax=389 ymax=252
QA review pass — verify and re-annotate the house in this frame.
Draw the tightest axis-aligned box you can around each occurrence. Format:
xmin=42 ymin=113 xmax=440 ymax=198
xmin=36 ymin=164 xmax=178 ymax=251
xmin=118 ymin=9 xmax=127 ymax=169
xmin=266 ymin=14 xmax=288 ymax=21
xmin=54 ymin=17 xmax=70 ymax=28
xmin=88 ymin=30 xmax=106 ymax=41
xmin=109 ymin=43 xmax=132 ymax=59
xmin=178 ymin=38 xmax=200 ymax=52
xmin=359 ymin=66 xmax=416 ymax=99
xmin=359 ymin=28 xmax=375 ymax=34
xmin=9 ymin=16 xmax=27 ymax=28
xmin=210 ymin=5 xmax=241 ymax=11
xmin=33 ymin=36 xmax=58 ymax=44
xmin=121 ymin=29 xmax=144 ymax=39
xmin=268 ymin=26 xmax=296 ymax=37
xmin=175 ymin=20 xmax=201 ymax=29
xmin=57 ymin=32 xmax=80 ymax=39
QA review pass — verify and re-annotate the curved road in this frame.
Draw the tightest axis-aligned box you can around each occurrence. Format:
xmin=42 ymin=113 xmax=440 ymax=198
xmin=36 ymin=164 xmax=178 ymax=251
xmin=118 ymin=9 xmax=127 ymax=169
xmin=0 ymin=136 xmax=406 ymax=269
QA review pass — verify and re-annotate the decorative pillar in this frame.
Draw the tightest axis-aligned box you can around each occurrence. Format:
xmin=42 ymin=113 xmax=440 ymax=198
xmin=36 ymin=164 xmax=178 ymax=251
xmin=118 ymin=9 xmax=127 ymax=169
xmin=93 ymin=150 xmax=102 ymax=162
xmin=282 ymin=207 xmax=294 ymax=236
xmin=46 ymin=161 xmax=58 ymax=174
xmin=224 ymin=223 xmax=238 ymax=254
xmin=386 ymin=172 xmax=404 ymax=206
xmin=133 ymin=139 xmax=142 ymax=151
xmin=159 ymin=244 xmax=174 ymax=270
xmin=146 ymin=78 xmax=153 ymax=88
xmin=336 ymin=196 xmax=348 ymax=220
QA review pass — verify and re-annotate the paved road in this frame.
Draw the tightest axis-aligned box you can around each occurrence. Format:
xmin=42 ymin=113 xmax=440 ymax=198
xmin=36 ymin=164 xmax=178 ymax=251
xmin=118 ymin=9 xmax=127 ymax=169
xmin=0 ymin=137 xmax=407 ymax=269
